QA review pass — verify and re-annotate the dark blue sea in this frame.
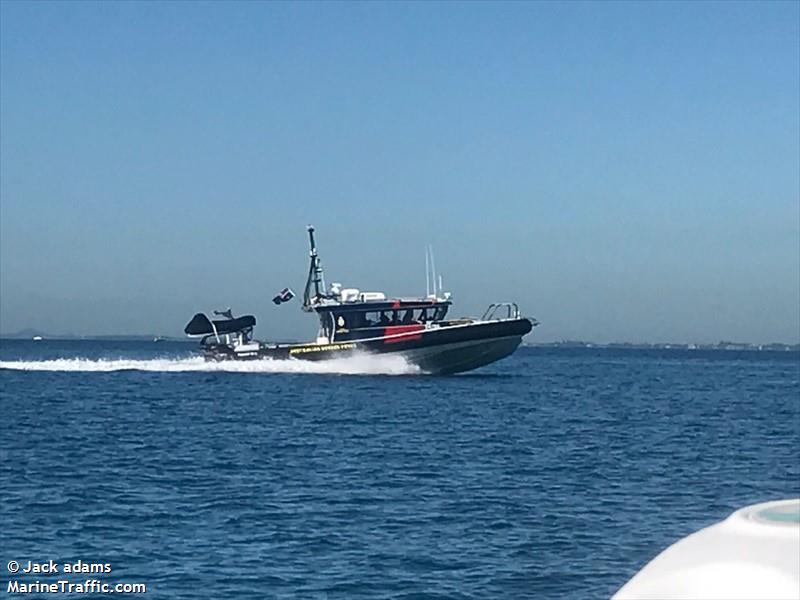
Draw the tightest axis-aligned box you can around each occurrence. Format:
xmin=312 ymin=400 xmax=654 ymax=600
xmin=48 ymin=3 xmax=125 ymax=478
xmin=1 ymin=340 xmax=798 ymax=599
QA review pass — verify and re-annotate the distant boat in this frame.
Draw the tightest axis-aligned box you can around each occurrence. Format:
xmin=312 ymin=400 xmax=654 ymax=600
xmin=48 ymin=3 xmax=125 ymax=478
xmin=153 ymin=336 xmax=165 ymax=342
xmin=32 ymin=336 xmax=43 ymax=341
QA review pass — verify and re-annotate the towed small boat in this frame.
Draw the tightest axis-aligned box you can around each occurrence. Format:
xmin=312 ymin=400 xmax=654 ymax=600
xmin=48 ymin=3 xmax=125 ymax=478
xmin=184 ymin=227 xmax=537 ymax=374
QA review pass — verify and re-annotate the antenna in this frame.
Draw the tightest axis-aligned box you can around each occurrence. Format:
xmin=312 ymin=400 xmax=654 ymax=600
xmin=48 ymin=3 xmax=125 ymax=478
xmin=425 ymin=248 xmax=430 ymax=297
xmin=302 ymin=224 xmax=326 ymax=311
xmin=430 ymin=245 xmax=437 ymax=298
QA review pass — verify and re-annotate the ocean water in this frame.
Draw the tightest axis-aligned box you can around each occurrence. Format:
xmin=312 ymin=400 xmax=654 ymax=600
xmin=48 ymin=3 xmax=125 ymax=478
xmin=1 ymin=340 xmax=798 ymax=599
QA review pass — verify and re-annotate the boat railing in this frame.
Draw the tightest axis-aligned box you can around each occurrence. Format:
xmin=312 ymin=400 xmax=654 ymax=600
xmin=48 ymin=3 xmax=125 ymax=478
xmin=481 ymin=303 xmax=520 ymax=321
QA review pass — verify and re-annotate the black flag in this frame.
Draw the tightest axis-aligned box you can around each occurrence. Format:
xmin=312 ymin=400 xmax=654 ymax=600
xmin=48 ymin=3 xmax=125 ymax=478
xmin=272 ymin=288 xmax=295 ymax=305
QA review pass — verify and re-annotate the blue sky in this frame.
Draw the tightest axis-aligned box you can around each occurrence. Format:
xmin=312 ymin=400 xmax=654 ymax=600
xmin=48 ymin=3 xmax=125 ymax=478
xmin=1 ymin=1 xmax=798 ymax=343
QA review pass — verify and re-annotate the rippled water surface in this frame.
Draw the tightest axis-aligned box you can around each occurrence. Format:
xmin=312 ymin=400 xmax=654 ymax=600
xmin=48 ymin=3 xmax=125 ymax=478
xmin=2 ymin=340 xmax=798 ymax=598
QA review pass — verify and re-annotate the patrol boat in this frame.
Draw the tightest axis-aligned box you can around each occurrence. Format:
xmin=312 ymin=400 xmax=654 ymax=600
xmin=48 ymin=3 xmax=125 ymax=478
xmin=184 ymin=227 xmax=537 ymax=374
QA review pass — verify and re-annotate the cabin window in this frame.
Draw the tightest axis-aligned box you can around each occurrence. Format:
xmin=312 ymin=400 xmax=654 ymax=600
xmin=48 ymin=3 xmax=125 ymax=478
xmin=363 ymin=311 xmax=381 ymax=327
xmin=413 ymin=306 xmax=447 ymax=322
xmin=347 ymin=307 xmax=447 ymax=328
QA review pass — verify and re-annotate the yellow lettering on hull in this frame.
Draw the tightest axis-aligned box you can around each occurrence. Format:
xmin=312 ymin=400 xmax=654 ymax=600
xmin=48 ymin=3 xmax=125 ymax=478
xmin=289 ymin=342 xmax=357 ymax=356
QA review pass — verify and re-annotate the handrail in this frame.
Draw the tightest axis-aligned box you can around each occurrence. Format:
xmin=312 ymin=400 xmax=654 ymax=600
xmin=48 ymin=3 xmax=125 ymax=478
xmin=481 ymin=303 xmax=520 ymax=321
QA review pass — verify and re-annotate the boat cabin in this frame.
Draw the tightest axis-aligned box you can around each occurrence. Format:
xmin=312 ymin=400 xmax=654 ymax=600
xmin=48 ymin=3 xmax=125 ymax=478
xmin=314 ymin=299 xmax=451 ymax=343
xmin=301 ymin=226 xmax=454 ymax=344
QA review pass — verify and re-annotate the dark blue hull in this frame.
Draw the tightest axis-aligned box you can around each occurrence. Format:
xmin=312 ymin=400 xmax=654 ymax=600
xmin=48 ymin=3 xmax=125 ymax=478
xmin=202 ymin=318 xmax=534 ymax=374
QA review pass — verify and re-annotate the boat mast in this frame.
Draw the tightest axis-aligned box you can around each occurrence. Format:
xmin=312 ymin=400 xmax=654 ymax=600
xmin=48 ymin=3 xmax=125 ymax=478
xmin=425 ymin=249 xmax=430 ymax=297
xmin=430 ymin=245 xmax=437 ymax=299
xmin=302 ymin=225 xmax=326 ymax=311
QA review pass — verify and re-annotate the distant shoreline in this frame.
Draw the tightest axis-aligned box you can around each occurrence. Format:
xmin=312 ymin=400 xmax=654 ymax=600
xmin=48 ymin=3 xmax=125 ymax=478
xmin=0 ymin=335 xmax=797 ymax=352
xmin=0 ymin=335 xmax=194 ymax=343
xmin=526 ymin=341 xmax=800 ymax=352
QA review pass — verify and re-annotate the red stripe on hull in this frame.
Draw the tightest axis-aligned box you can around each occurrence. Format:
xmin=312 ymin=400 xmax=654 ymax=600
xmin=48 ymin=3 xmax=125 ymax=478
xmin=383 ymin=325 xmax=424 ymax=343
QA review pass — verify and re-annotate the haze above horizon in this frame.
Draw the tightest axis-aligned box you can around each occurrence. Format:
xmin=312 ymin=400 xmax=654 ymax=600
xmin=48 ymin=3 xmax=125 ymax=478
xmin=1 ymin=1 xmax=798 ymax=344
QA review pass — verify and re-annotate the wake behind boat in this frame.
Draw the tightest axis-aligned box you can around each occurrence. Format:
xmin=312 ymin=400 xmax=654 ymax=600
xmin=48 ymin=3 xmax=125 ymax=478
xmin=184 ymin=227 xmax=537 ymax=374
